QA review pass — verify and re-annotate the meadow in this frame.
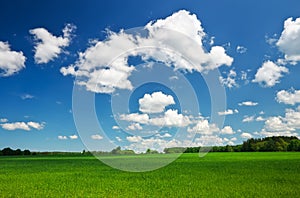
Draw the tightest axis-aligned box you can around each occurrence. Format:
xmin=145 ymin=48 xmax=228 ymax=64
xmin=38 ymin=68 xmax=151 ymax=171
xmin=0 ymin=152 xmax=299 ymax=197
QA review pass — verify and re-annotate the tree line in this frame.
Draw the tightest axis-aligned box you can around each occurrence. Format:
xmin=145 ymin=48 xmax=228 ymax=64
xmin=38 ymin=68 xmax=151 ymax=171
xmin=0 ymin=147 xmax=32 ymax=156
xmin=164 ymin=136 xmax=300 ymax=153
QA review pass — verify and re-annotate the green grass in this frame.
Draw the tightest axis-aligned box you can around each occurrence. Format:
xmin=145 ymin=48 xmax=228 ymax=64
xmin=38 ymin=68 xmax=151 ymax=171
xmin=0 ymin=152 xmax=299 ymax=197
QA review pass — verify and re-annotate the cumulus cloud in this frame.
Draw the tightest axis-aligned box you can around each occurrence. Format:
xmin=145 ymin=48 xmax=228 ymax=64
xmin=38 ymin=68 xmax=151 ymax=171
xmin=60 ymin=10 xmax=233 ymax=94
xmin=91 ymin=134 xmax=103 ymax=140
xmin=220 ymin=126 xmax=235 ymax=134
xmin=277 ymin=17 xmax=300 ymax=63
xmin=120 ymin=113 xmax=149 ymax=124
xmin=252 ymin=61 xmax=288 ymax=87
xmin=149 ymin=109 xmax=191 ymax=127
xmin=236 ymin=45 xmax=247 ymax=54
xmin=155 ymin=133 xmax=172 ymax=138
xmin=139 ymin=92 xmax=175 ymax=113
xmin=187 ymin=119 xmax=219 ymax=135
xmin=112 ymin=125 xmax=120 ymax=130
xmin=126 ymin=136 xmax=143 ymax=143
xmin=58 ymin=135 xmax=68 ymax=140
xmin=276 ymin=89 xmax=300 ymax=105
xmin=30 ymin=24 xmax=75 ymax=64
xmin=0 ymin=41 xmax=26 ymax=76
xmin=218 ymin=109 xmax=238 ymax=116
xmin=241 ymin=132 xmax=252 ymax=139
xmin=238 ymin=101 xmax=258 ymax=106
xmin=242 ymin=115 xmax=255 ymax=123
xmin=219 ymin=69 xmax=238 ymax=88
xmin=126 ymin=123 xmax=143 ymax=130
xmin=1 ymin=121 xmax=44 ymax=131
xmin=69 ymin=134 xmax=78 ymax=139
xmin=21 ymin=94 xmax=34 ymax=100
xmin=0 ymin=118 xmax=8 ymax=123
xmin=258 ymin=106 xmax=300 ymax=137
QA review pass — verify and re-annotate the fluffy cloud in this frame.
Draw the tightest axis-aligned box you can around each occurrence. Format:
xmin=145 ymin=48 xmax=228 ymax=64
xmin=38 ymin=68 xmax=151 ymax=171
xmin=112 ymin=125 xmax=120 ymax=130
xmin=126 ymin=123 xmax=143 ymax=130
xmin=241 ymin=132 xmax=252 ymax=139
xmin=155 ymin=133 xmax=172 ymax=138
xmin=218 ymin=109 xmax=238 ymax=116
xmin=238 ymin=101 xmax=258 ymax=106
xmin=119 ymin=113 xmax=149 ymax=124
xmin=242 ymin=115 xmax=255 ymax=123
xmin=61 ymin=10 xmax=233 ymax=94
xmin=27 ymin=121 xmax=44 ymax=130
xmin=91 ymin=134 xmax=103 ymax=140
xmin=58 ymin=135 xmax=68 ymax=140
xmin=258 ymin=106 xmax=300 ymax=137
xmin=0 ymin=118 xmax=8 ymax=123
xmin=219 ymin=69 xmax=238 ymax=88
xmin=220 ymin=126 xmax=235 ymax=134
xmin=30 ymin=24 xmax=75 ymax=64
xmin=252 ymin=61 xmax=288 ymax=87
xmin=0 ymin=41 xmax=26 ymax=76
xmin=1 ymin=121 xmax=44 ymax=131
xmin=236 ymin=45 xmax=247 ymax=54
xmin=187 ymin=119 xmax=219 ymax=134
xmin=276 ymin=89 xmax=300 ymax=105
xmin=139 ymin=92 xmax=175 ymax=113
xmin=126 ymin=136 xmax=143 ymax=143
xmin=69 ymin=134 xmax=78 ymax=139
xmin=21 ymin=94 xmax=34 ymax=100
xmin=276 ymin=17 xmax=300 ymax=63
xmin=149 ymin=109 xmax=191 ymax=127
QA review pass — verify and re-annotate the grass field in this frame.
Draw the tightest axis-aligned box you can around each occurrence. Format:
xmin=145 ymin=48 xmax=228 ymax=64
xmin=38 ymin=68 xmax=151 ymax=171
xmin=0 ymin=152 xmax=299 ymax=197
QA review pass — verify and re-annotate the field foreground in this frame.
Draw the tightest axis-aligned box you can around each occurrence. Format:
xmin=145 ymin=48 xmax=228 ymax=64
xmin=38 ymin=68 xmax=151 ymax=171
xmin=0 ymin=152 xmax=299 ymax=197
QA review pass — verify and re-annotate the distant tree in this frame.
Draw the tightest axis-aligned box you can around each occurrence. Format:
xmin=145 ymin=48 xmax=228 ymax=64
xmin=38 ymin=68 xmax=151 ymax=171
xmin=111 ymin=146 xmax=121 ymax=154
xmin=23 ymin=149 xmax=31 ymax=155
xmin=2 ymin=147 xmax=14 ymax=156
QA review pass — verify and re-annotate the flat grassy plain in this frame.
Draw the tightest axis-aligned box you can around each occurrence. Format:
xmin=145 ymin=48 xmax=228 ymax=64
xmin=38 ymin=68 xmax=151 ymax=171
xmin=0 ymin=152 xmax=299 ymax=197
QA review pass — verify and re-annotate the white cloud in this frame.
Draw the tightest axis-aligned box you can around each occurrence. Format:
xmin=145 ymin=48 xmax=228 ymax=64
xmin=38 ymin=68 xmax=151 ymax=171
xmin=27 ymin=121 xmax=44 ymax=130
xmin=116 ymin=136 xmax=122 ymax=142
xmin=219 ymin=69 xmax=238 ymax=88
xmin=30 ymin=24 xmax=75 ymax=64
xmin=236 ymin=45 xmax=247 ymax=54
xmin=242 ymin=115 xmax=255 ymax=123
xmin=1 ymin=122 xmax=30 ymax=131
xmin=120 ymin=113 xmax=149 ymax=124
xmin=155 ymin=133 xmax=172 ymax=138
xmin=1 ymin=121 xmax=44 ymax=131
xmin=220 ymin=126 xmax=235 ymax=134
xmin=149 ymin=109 xmax=191 ymax=127
xmin=277 ymin=17 xmax=300 ymax=63
xmin=61 ymin=10 xmax=233 ymax=94
xmin=256 ymin=116 xmax=265 ymax=122
xmin=126 ymin=123 xmax=143 ymax=131
xmin=238 ymin=101 xmax=258 ymax=106
xmin=0 ymin=41 xmax=26 ymax=76
xmin=276 ymin=89 xmax=300 ymax=105
xmin=241 ymin=132 xmax=252 ymax=139
xmin=252 ymin=61 xmax=288 ymax=87
xmin=91 ymin=134 xmax=103 ymax=140
xmin=258 ymin=106 xmax=300 ymax=137
xmin=230 ymin=137 xmax=237 ymax=141
xmin=126 ymin=136 xmax=143 ymax=143
xmin=69 ymin=134 xmax=78 ymax=139
xmin=0 ymin=118 xmax=8 ymax=123
xmin=187 ymin=119 xmax=219 ymax=135
xmin=21 ymin=94 xmax=34 ymax=100
xmin=58 ymin=135 xmax=68 ymax=140
xmin=139 ymin=91 xmax=175 ymax=113
xmin=112 ymin=125 xmax=120 ymax=130
xmin=218 ymin=109 xmax=238 ymax=116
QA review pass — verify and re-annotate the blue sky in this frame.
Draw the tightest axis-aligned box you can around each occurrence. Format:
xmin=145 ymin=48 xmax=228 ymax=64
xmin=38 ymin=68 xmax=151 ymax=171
xmin=1 ymin=0 xmax=300 ymax=152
